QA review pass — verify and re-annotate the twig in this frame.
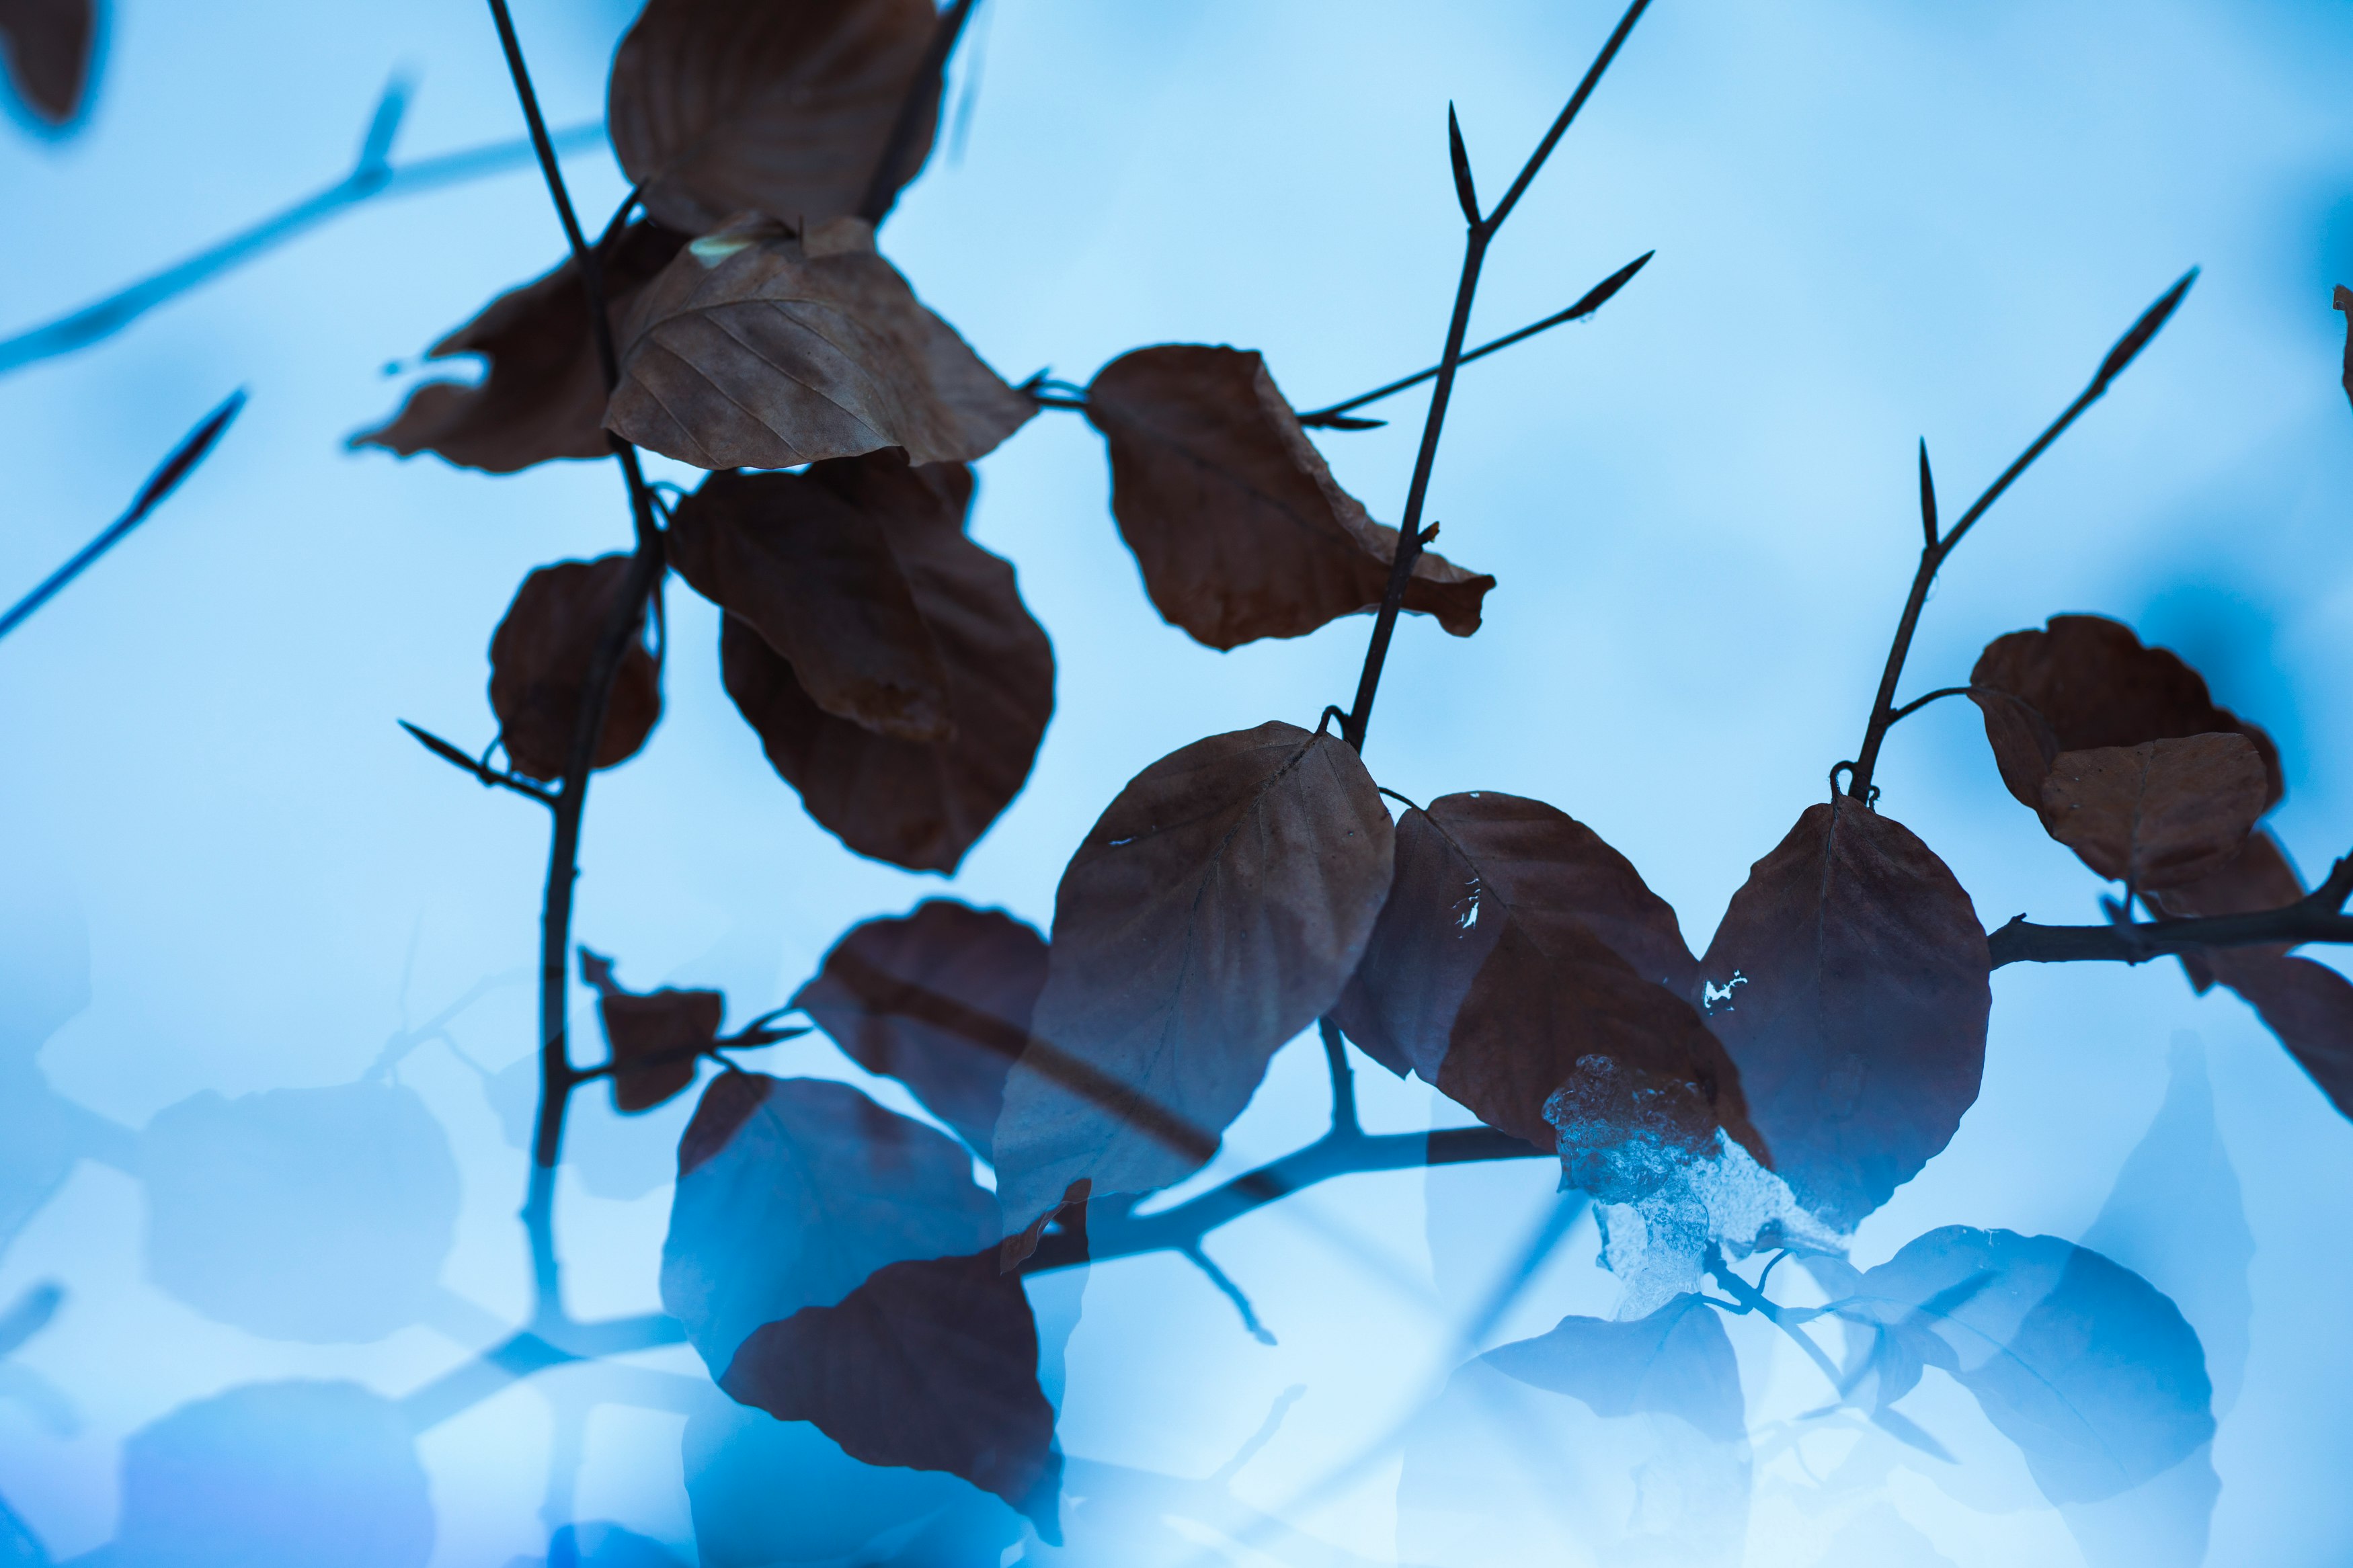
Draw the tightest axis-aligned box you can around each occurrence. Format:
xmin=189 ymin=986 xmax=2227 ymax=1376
xmin=1841 ymin=270 xmax=2196 ymax=800
xmin=1181 ymin=1242 xmax=1278 ymax=1345
xmin=1989 ymin=851 xmax=2353 ymax=966
xmin=1298 ymin=251 xmax=1653 ymax=427
xmin=0 ymin=77 xmax=604 ymax=378
xmin=399 ymin=720 xmax=557 ymax=807
xmin=1703 ymin=1244 xmax=1843 ymax=1390
xmin=1318 ymin=1018 xmax=1360 ymax=1138
xmin=856 ymin=0 xmax=978 ymax=223
xmin=0 ymin=392 xmax=244 ymax=643
xmin=1339 ymin=0 xmax=1654 ymax=753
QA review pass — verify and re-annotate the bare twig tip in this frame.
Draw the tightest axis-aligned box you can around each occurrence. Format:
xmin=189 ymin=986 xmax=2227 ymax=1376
xmin=1447 ymin=103 xmax=1481 ymax=225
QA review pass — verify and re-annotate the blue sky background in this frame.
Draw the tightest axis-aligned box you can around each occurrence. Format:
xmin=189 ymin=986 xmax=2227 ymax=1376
xmin=5 ymin=1 xmax=2353 ymax=1563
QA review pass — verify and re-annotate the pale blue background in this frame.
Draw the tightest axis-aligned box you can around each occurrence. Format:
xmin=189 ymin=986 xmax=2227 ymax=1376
xmin=3 ymin=1 xmax=2352 ymax=1563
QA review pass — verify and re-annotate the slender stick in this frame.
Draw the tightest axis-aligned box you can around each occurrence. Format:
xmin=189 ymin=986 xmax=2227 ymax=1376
xmin=1842 ymin=270 xmax=2196 ymax=800
xmin=1318 ymin=1018 xmax=1360 ymax=1138
xmin=856 ymin=0 xmax=978 ymax=223
xmin=1990 ymin=850 xmax=2353 ymax=966
xmin=0 ymin=392 xmax=243 ymax=643
xmin=1340 ymin=0 xmax=1653 ymax=753
xmin=1298 ymin=251 xmax=1652 ymax=427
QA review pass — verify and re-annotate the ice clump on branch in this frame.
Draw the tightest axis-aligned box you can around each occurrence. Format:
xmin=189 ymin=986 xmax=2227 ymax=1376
xmin=1544 ymin=1055 xmax=1839 ymax=1319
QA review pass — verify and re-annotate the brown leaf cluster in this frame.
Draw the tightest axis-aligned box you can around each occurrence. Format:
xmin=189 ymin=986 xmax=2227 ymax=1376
xmin=992 ymin=723 xmax=1393 ymax=1238
xmin=695 ymin=450 xmax=1053 ymax=872
xmin=608 ymin=0 xmax=941 ymax=235
xmin=0 ymin=0 xmax=95 ymax=126
xmin=1700 ymin=800 xmax=1991 ymax=1231
xmin=1086 ymin=345 xmax=1494 ymax=650
xmin=352 ymin=223 xmax=686 ymax=474
xmin=793 ymin=900 xmax=1049 ymax=1157
xmin=486 ymin=556 xmax=660 ymax=782
xmin=607 ymin=214 xmax=1033 ymax=471
xmin=1332 ymin=792 xmax=1759 ymax=1196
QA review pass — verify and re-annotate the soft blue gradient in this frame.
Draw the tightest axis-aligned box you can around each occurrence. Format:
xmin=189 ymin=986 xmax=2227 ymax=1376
xmin=3 ymin=1 xmax=2352 ymax=1563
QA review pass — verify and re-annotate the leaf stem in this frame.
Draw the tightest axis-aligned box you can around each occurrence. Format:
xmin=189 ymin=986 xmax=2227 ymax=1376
xmin=398 ymin=720 xmax=557 ymax=807
xmin=1318 ymin=1017 xmax=1360 ymax=1138
xmin=1842 ymin=270 xmax=2196 ymax=801
xmin=1340 ymin=0 xmax=1653 ymax=753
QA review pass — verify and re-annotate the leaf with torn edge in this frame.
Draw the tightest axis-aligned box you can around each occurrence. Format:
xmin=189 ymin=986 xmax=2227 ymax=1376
xmin=721 ymin=1247 xmax=1065 ymax=1538
xmin=1329 ymin=792 xmax=1759 ymax=1195
xmin=662 ymin=1073 xmax=997 ymax=1376
xmin=992 ymin=722 xmax=1393 ymax=1241
xmin=1084 ymin=345 xmax=1494 ymax=650
xmin=487 ymin=555 xmax=660 ymax=782
xmin=717 ymin=453 xmax=1052 ymax=873
xmin=607 ymin=214 xmax=1033 ymax=471
xmin=1841 ymin=1228 xmax=2212 ymax=1506
xmin=1970 ymin=614 xmax=2282 ymax=812
xmin=2036 ymin=733 xmax=2268 ymax=891
xmin=581 ymin=950 xmax=721 ymax=1114
xmin=351 ymin=222 xmax=686 ymax=474
xmin=793 ymin=900 xmax=1049 ymax=1159
xmin=1698 ymin=800 xmax=1989 ymax=1231
xmin=670 ymin=461 xmax=951 ymax=741
xmin=608 ymin=0 xmax=940 ymax=235
xmin=0 ymin=0 xmax=96 ymax=127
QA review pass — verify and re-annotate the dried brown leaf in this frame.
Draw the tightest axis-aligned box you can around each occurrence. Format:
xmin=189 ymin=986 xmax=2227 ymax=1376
xmin=992 ymin=723 xmax=1394 ymax=1236
xmin=670 ymin=461 xmax=953 ymax=741
xmin=2146 ymin=827 xmax=2304 ymax=990
xmin=1328 ymin=792 xmax=1757 ymax=1189
xmin=606 ymin=214 xmax=1033 ymax=470
xmin=0 ymin=0 xmax=95 ymax=126
xmin=720 ymin=1248 xmax=1063 ymax=1536
xmin=1970 ymin=615 xmax=2282 ymax=811
xmin=1699 ymin=800 xmax=1990 ymax=1231
xmin=351 ymin=223 xmax=686 ymax=474
xmin=1084 ymin=345 xmax=1495 ymax=651
xmin=662 ymin=1073 xmax=997 ymax=1376
xmin=487 ymin=555 xmax=660 ymax=782
xmin=792 ymin=900 xmax=1049 ymax=1159
xmin=717 ymin=454 xmax=1052 ymax=873
xmin=608 ymin=0 xmax=938 ymax=235
xmin=582 ymin=951 xmax=722 ymax=1114
xmin=2036 ymin=733 xmax=2269 ymax=891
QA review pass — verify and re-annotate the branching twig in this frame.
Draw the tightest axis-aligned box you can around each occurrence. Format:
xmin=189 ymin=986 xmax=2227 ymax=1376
xmin=1989 ymin=850 xmax=2353 ymax=966
xmin=1318 ymin=1018 xmax=1360 ymax=1138
xmin=0 ymin=393 xmax=244 ymax=643
xmin=1339 ymin=0 xmax=1654 ymax=752
xmin=399 ymin=720 xmax=556 ymax=807
xmin=1841 ymin=270 xmax=2196 ymax=800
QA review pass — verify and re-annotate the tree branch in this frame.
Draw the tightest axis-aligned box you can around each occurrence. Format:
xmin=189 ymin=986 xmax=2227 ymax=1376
xmin=398 ymin=720 xmax=556 ymax=807
xmin=1341 ymin=0 xmax=1653 ymax=752
xmin=1842 ymin=270 xmax=2196 ymax=800
xmin=1989 ymin=851 xmax=2353 ymax=967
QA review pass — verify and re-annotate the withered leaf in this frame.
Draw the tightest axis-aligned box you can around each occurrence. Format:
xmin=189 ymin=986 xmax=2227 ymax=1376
xmin=1328 ymin=792 xmax=1757 ymax=1191
xmin=1698 ymin=800 xmax=1990 ymax=1231
xmin=1084 ymin=345 xmax=1495 ymax=650
xmin=0 ymin=0 xmax=95 ymax=126
xmin=582 ymin=949 xmax=720 ymax=1114
xmin=2036 ymin=733 xmax=2268 ymax=891
xmin=607 ymin=214 xmax=1033 ymax=470
xmin=992 ymin=722 xmax=1393 ymax=1237
xmin=350 ymin=222 xmax=686 ymax=474
xmin=793 ymin=899 xmax=1049 ymax=1159
xmin=1970 ymin=615 xmax=2282 ymax=811
xmin=2147 ymin=834 xmax=2353 ymax=1119
xmin=721 ymin=1247 xmax=1064 ymax=1537
xmin=607 ymin=0 xmax=939 ymax=235
xmin=718 ymin=455 xmax=1052 ymax=874
xmin=662 ymin=1073 xmax=996 ymax=1376
xmin=670 ymin=460 xmax=952 ymax=741
xmin=487 ymin=555 xmax=660 ymax=782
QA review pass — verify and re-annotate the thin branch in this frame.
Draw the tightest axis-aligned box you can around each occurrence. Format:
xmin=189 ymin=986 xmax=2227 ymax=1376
xmin=1181 ymin=1242 xmax=1278 ymax=1345
xmin=483 ymin=0 xmax=670 ymax=1332
xmin=1704 ymin=1245 xmax=1843 ymax=1391
xmin=0 ymin=392 xmax=244 ymax=643
xmin=1318 ymin=1018 xmax=1360 ymax=1138
xmin=1023 ymin=1125 xmax=1542 ymax=1274
xmin=0 ymin=82 xmax=604 ymax=378
xmin=1299 ymin=251 xmax=1654 ymax=427
xmin=1843 ymin=269 xmax=2196 ymax=800
xmin=399 ymin=720 xmax=557 ymax=807
xmin=1340 ymin=0 xmax=1653 ymax=752
xmin=856 ymin=0 xmax=978 ymax=224
xmin=1989 ymin=851 xmax=2353 ymax=966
